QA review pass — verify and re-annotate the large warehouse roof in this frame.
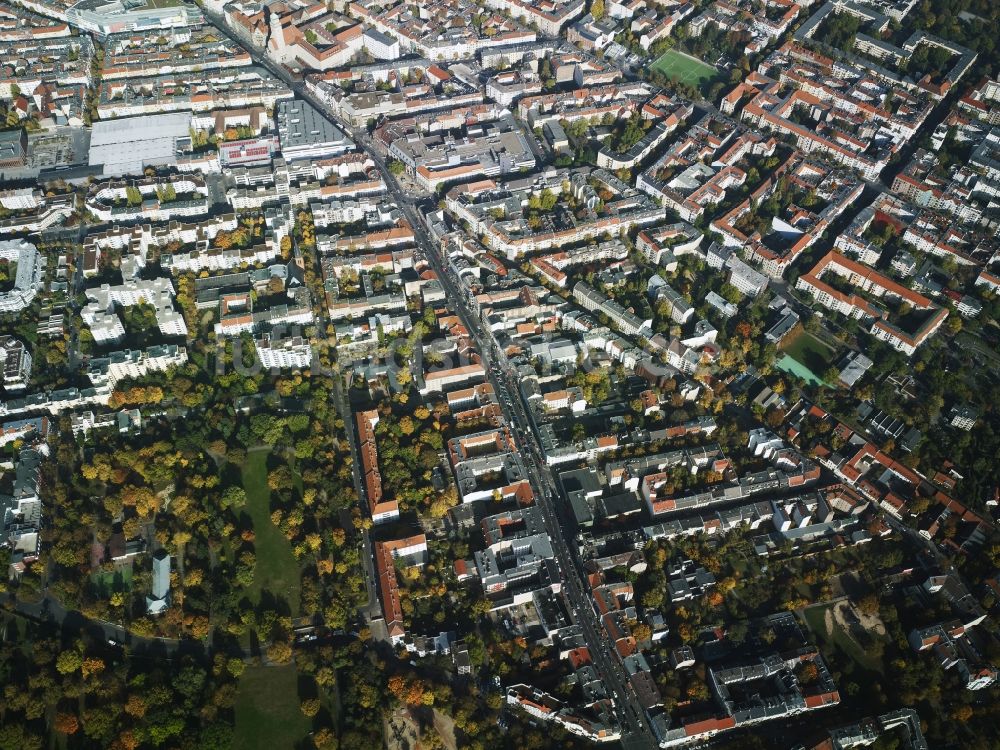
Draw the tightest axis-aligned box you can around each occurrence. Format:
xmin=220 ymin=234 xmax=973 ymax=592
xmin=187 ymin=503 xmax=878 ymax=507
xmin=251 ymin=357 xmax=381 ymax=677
xmin=276 ymin=99 xmax=350 ymax=157
xmin=88 ymin=112 xmax=192 ymax=177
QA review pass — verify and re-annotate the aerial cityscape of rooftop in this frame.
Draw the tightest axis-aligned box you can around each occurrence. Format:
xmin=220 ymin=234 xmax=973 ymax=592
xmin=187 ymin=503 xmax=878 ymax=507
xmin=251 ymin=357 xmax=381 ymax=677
xmin=0 ymin=0 xmax=998 ymax=748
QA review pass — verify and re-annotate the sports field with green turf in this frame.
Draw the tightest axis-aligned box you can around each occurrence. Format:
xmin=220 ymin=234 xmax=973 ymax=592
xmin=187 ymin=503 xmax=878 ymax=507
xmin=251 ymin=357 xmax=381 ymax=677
xmin=651 ymin=49 xmax=718 ymax=89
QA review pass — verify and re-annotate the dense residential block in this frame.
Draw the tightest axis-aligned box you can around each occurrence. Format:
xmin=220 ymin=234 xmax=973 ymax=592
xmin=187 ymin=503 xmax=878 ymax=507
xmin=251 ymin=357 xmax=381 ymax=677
xmin=0 ymin=1 xmax=997 ymax=746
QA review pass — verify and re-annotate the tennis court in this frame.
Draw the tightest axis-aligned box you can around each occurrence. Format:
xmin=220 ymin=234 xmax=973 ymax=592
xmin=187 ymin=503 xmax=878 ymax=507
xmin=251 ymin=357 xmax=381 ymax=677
xmin=651 ymin=49 xmax=718 ymax=89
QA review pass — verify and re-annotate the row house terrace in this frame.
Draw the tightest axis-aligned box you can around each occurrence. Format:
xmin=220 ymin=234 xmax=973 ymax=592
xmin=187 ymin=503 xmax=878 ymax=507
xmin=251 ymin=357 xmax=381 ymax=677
xmin=100 ymin=25 xmax=253 ymax=80
xmin=97 ymin=66 xmax=292 ymax=119
xmin=349 ymin=0 xmax=535 ymax=61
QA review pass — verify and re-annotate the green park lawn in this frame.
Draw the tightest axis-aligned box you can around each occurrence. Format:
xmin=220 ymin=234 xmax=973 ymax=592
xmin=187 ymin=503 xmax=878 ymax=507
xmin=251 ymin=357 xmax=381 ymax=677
xmin=91 ymin=565 xmax=133 ymax=597
xmin=234 ymin=664 xmax=312 ymax=750
xmin=242 ymin=449 xmax=301 ymax=616
xmin=651 ymin=49 xmax=718 ymax=90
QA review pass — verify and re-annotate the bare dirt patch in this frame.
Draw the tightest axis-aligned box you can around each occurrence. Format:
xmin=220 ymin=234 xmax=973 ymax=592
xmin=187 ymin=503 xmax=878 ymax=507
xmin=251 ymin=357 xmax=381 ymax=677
xmin=385 ymin=707 xmax=455 ymax=750
xmin=432 ymin=709 xmax=458 ymax=750
xmin=385 ymin=708 xmax=420 ymax=750
xmin=836 ymin=600 xmax=886 ymax=637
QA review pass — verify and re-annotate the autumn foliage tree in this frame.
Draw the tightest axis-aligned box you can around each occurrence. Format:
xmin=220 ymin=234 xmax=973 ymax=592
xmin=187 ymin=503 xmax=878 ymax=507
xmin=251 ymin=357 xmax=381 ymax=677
xmin=53 ymin=713 xmax=79 ymax=735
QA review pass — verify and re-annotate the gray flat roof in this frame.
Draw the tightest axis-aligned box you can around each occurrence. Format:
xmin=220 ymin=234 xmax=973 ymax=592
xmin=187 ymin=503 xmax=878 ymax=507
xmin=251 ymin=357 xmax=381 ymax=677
xmin=276 ymin=99 xmax=348 ymax=150
xmin=89 ymin=111 xmax=192 ymax=176
xmin=90 ymin=111 xmax=192 ymax=146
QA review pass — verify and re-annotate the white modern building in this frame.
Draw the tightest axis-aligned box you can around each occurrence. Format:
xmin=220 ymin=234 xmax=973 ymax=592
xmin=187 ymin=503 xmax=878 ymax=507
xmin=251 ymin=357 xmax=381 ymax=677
xmin=0 ymin=240 xmax=43 ymax=314
xmin=146 ymin=548 xmax=171 ymax=614
xmin=0 ymin=337 xmax=32 ymax=391
xmin=256 ymin=332 xmax=313 ymax=370
xmin=82 ymin=277 xmax=188 ymax=344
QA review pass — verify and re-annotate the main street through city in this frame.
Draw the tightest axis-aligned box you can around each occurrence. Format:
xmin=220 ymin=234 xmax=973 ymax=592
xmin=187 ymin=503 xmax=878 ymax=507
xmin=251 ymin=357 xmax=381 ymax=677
xmin=190 ymin=12 xmax=659 ymax=744
xmin=192 ymin=7 xmax=660 ymax=742
xmin=365 ymin=139 xmax=658 ymax=750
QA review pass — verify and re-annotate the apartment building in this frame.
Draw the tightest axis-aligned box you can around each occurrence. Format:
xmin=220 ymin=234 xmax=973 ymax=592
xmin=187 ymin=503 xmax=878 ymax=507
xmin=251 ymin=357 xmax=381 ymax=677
xmin=447 ymin=168 xmax=663 ymax=259
xmin=834 ymin=193 xmax=913 ymax=266
xmin=0 ymin=415 xmax=49 ymax=447
xmin=485 ymin=0 xmax=584 ymax=35
xmin=794 ymin=2 xmax=976 ymax=99
xmin=86 ymin=174 xmax=210 ymax=223
xmin=84 ymin=212 xmax=239 ymax=260
xmin=506 ymin=685 xmax=621 ymax=742
xmin=214 ymin=294 xmax=313 ymax=337
xmin=727 ymin=46 xmax=935 ymax=180
xmin=909 ymin=619 xmax=998 ymax=690
xmin=1 ymin=448 xmax=43 ymax=577
xmin=0 ymin=34 xmax=93 ymax=99
xmin=418 ymin=361 xmax=486 ymax=395
xmin=255 ymin=332 xmax=313 ymax=370
xmin=4 ymin=348 xmax=188 ymax=417
xmin=0 ymin=3 xmax=70 ymax=41
xmin=97 ymin=66 xmax=291 ymax=120
xmin=711 ymin=154 xmax=864 ymax=279
xmin=349 ymin=0 xmax=536 ymax=60
xmin=486 ymin=69 xmax=544 ymax=107
xmin=635 ymin=224 xmax=703 ymax=269
xmin=596 ymin=99 xmax=693 ymax=171
xmin=87 ymin=345 xmax=189 ymax=390
xmin=82 ymin=277 xmax=187 ymax=343
xmin=706 ymin=245 xmax=770 ymax=297
xmin=101 ymin=26 xmax=252 ymax=80
xmin=890 ymin=137 xmax=992 ymax=232
xmin=631 ymin=1 xmax=695 ymax=50
xmin=708 ymin=649 xmax=840 ymax=728
xmin=795 ymin=251 xmax=948 ymax=355
xmin=958 ymin=78 xmax=1000 ymax=126
xmin=638 ymin=114 xmax=772 ymax=221
xmin=328 ymin=83 xmax=485 ymax=129
xmin=530 ymin=239 xmax=630 ymax=288
xmin=689 ymin=0 xmax=801 ymax=53
xmin=375 ymin=533 xmax=428 ymax=644
xmin=518 ymin=81 xmax=657 ymax=129
xmin=475 ymin=519 xmax=559 ymax=609
xmin=0 ymin=336 xmax=32 ymax=391
xmin=447 ymin=427 xmax=532 ymax=504
xmin=0 ymin=240 xmax=42 ymax=314
xmin=573 ymin=282 xmax=651 ymax=338
xmin=356 ymin=409 xmax=399 ymax=525
xmin=320 ymin=249 xmax=414 ymax=281
xmin=164 ymin=243 xmax=282 ymax=275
